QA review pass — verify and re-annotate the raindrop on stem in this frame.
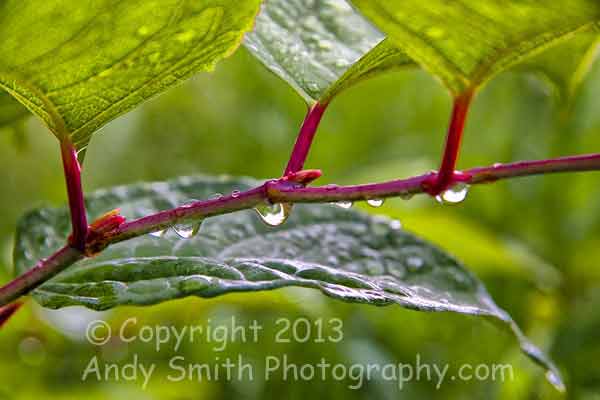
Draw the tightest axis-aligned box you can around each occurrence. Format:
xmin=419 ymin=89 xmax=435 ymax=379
xmin=332 ymin=200 xmax=353 ymax=209
xmin=435 ymin=183 xmax=470 ymax=205
xmin=172 ymin=221 xmax=202 ymax=239
xmin=367 ymin=198 xmax=384 ymax=208
xmin=255 ymin=202 xmax=289 ymax=227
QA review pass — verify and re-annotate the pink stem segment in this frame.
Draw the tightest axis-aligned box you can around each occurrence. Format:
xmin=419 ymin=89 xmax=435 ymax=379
xmin=1 ymin=152 xmax=600 ymax=306
xmin=60 ymin=140 xmax=88 ymax=251
xmin=0 ymin=302 xmax=23 ymax=328
xmin=426 ymin=91 xmax=474 ymax=195
xmin=284 ymin=102 xmax=328 ymax=176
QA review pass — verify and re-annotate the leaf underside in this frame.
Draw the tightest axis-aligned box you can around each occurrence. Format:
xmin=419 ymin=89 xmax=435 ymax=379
xmin=244 ymin=0 xmax=412 ymax=104
xmin=352 ymin=0 xmax=600 ymax=94
xmin=0 ymin=0 xmax=262 ymax=151
xmin=14 ymin=175 xmax=560 ymax=383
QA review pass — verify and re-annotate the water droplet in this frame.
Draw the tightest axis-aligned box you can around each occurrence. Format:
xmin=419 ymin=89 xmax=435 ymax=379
xmin=172 ymin=221 xmax=202 ymax=239
xmin=545 ymin=370 xmax=566 ymax=392
xmin=318 ymin=40 xmax=332 ymax=50
xmin=426 ymin=27 xmax=445 ymax=38
xmin=137 ymin=26 xmax=150 ymax=37
xmin=436 ymin=183 xmax=470 ymax=205
xmin=332 ymin=200 xmax=353 ymax=209
xmin=400 ymin=192 xmax=414 ymax=200
xmin=149 ymin=229 xmax=167 ymax=238
xmin=254 ymin=202 xmax=289 ymax=226
xmin=231 ymin=190 xmax=240 ymax=198
xmin=175 ymin=29 xmax=196 ymax=43
xmin=367 ymin=198 xmax=384 ymax=208
xmin=406 ymin=256 xmax=424 ymax=271
xmin=334 ymin=59 xmax=349 ymax=68
xmin=211 ymin=193 xmax=224 ymax=200
xmin=307 ymin=82 xmax=320 ymax=92
xmin=389 ymin=220 xmax=402 ymax=230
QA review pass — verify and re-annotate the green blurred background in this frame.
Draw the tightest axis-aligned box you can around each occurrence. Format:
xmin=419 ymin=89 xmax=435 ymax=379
xmin=1 ymin=45 xmax=600 ymax=399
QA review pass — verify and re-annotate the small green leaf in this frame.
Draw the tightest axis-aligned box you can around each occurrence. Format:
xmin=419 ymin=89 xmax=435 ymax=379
xmin=518 ymin=26 xmax=600 ymax=105
xmin=244 ymin=0 xmax=412 ymax=103
xmin=0 ymin=0 xmax=261 ymax=151
xmin=352 ymin=0 xmax=600 ymax=94
xmin=14 ymin=175 xmax=561 ymax=384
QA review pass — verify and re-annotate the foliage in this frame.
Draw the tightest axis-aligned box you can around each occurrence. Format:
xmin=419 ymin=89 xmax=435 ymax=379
xmin=2 ymin=0 xmax=600 ymax=398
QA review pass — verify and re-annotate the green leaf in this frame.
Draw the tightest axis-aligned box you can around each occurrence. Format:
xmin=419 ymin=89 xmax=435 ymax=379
xmin=14 ymin=175 xmax=561 ymax=385
xmin=0 ymin=91 xmax=30 ymax=128
xmin=518 ymin=26 xmax=600 ymax=105
xmin=0 ymin=0 xmax=261 ymax=151
xmin=244 ymin=0 xmax=412 ymax=103
xmin=321 ymin=38 xmax=414 ymax=104
xmin=351 ymin=0 xmax=600 ymax=94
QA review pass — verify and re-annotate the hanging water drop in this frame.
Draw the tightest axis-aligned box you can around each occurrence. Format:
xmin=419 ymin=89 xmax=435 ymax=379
xmin=172 ymin=221 xmax=202 ymax=239
xmin=545 ymin=370 xmax=566 ymax=392
xmin=400 ymin=192 xmax=414 ymax=201
xmin=231 ymin=190 xmax=240 ymax=198
xmin=332 ymin=200 xmax=353 ymax=209
xmin=149 ymin=228 xmax=167 ymax=238
xmin=367 ymin=198 xmax=384 ymax=208
xmin=254 ymin=202 xmax=289 ymax=227
xmin=436 ymin=183 xmax=470 ymax=205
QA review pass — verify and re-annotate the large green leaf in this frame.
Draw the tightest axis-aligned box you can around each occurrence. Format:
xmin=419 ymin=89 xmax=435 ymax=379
xmin=351 ymin=0 xmax=600 ymax=94
xmin=13 ymin=175 xmax=561 ymax=385
xmin=244 ymin=0 xmax=413 ymax=103
xmin=0 ymin=0 xmax=261 ymax=151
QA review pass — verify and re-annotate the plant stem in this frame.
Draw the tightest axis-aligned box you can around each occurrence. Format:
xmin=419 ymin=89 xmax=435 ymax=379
xmin=1 ymin=152 xmax=600 ymax=307
xmin=60 ymin=140 xmax=88 ymax=251
xmin=0 ymin=246 xmax=83 ymax=306
xmin=426 ymin=91 xmax=474 ymax=195
xmin=284 ymin=102 xmax=328 ymax=176
xmin=0 ymin=302 xmax=23 ymax=328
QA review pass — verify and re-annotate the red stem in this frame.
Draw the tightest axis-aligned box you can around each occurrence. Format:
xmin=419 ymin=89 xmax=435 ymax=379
xmin=427 ymin=91 xmax=474 ymax=195
xmin=60 ymin=140 xmax=88 ymax=251
xmin=0 ymin=302 xmax=23 ymax=328
xmin=2 ymin=153 xmax=600 ymax=306
xmin=284 ymin=102 xmax=328 ymax=176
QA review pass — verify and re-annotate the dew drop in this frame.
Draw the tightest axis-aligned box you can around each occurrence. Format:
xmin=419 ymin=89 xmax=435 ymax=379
xmin=406 ymin=256 xmax=424 ymax=271
xmin=307 ymin=82 xmax=320 ymax=92
xmin=254 ymin=202 xmax=289 ymax=227
xmin=332 ymin=200 xmax=353 ymax=209
xmin=367 ymin=198 xmax=384 ymax=208
xmin=400 ymin=192 xmax=414 ymax=201
xmin=231 ymin=190 xmax=240 ymax=198
xmin=137 ymin=26 xmax=150 ymax=37
xmin=149 ymin=229 xmax=167 ymax=238
xmin=436 ymin=183 xmax=470 ymax=205
xmin=545 ymin=370 xmax=566 ymax=392
xmin=175 ymin=29 xmax=196 ymax=43
xmin=389 ymin=220 xmax=402 ymax=230
xmin=334 ymin=59 xmax=349 ymax=68
xmin=172 ymin=221 xmax=202 ymax=239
